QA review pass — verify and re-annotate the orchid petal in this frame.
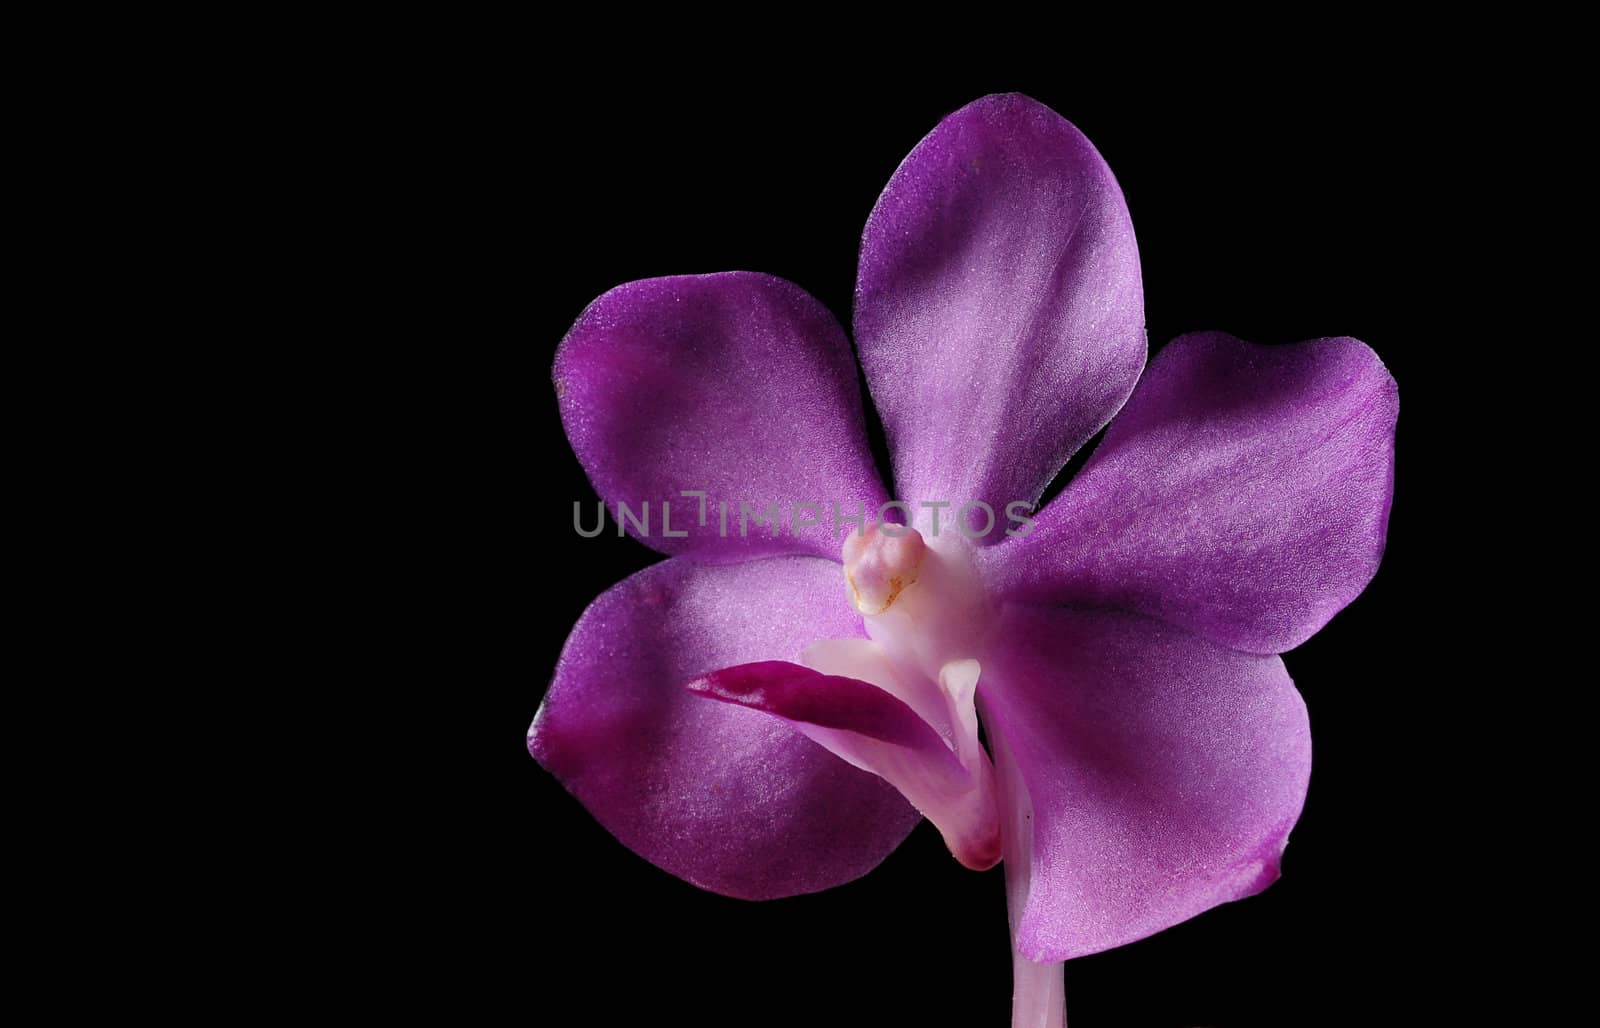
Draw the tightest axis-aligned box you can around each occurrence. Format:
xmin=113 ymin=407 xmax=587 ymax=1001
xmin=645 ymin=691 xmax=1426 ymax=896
xmin=980 ymin=331 xmax=1397 ymax=653
xmin=977 ymin=604 xmax=1311 ymax=961
xmin=555 ymin=272 xmax=888 ymax=561
xmin=529 ymin=556 xmax=919 ymax=900
xmin=855 ymin=93 xmax=1145 ymax=533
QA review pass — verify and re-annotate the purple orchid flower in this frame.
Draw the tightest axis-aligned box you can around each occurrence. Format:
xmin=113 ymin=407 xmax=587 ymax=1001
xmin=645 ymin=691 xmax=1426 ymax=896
xmin=530 ymin=93 xmax=1396 ymax=1027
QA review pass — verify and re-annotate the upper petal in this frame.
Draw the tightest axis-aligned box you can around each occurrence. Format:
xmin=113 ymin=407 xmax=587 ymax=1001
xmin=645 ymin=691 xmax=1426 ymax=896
xmin=529 ymin=556 xmax=920 ymax=900
xmin=980 ymin=331 xmax=1398 ymax=653
xmin=556 ymin=272 xmax=888 ymax=561
xmin=854 ymin=93 xmax=1145 ymax=532
xmin=977 ymin=604 xmax=1311 ymax=961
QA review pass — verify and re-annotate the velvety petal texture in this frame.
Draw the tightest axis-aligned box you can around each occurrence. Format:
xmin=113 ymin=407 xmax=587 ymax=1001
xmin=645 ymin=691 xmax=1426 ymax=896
xmin=556 ymin=272 xmax=888 ymax=562
xmin=981 ymin=332 xmax=1397 ymax=653
xmin=977 ymin=605 xmax=1311 ymax=961
xmin=855 ymin=93 xmax=1145 ymax=532
xmin=529 ymin=557 xmax=920 ymax=900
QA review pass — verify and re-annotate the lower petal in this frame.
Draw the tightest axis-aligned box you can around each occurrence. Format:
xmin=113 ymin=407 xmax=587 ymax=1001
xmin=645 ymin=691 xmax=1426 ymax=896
xmin=977 ymin=604 xmax=1312 ymax=961
xmin=529 ymin=556 xmax=921 ymax=900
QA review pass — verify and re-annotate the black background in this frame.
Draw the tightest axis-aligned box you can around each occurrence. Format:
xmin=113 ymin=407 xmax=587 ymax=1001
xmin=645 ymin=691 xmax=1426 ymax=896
xmin=449 ymin=76 xmax=1461 ymax=1027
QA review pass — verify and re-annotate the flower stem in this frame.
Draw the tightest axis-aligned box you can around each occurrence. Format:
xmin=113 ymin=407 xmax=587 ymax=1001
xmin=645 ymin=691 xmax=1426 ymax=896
xmin=1010 ymin=951 xmax=1065 ymax=1028
xmin=978 ymin=694 xmax=1067 ymax=1028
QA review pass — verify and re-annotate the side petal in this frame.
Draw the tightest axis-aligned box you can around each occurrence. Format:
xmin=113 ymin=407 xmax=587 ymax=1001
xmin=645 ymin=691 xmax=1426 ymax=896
xmin=529 ymin=556 xmax=920 ymax=900
xmin=977 ymin=604 xmax=1311 ymax=961
xmin=556 ymin=272 xmax=889 ymax=562
xmin=855 ymin=93 xmax=1145 ymax=532
xmin=689 ymin=660 xmax=1001 ymax=870
xmin=981 ymin=332 xmax=1398 ymax=653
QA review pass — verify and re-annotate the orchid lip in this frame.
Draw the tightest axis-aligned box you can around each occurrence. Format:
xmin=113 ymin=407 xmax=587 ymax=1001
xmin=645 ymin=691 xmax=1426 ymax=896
xmin=686 ymin=653 xmax=1002 ymax=871
xmin=798 ymin=635 xmax=1002 ymax=871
